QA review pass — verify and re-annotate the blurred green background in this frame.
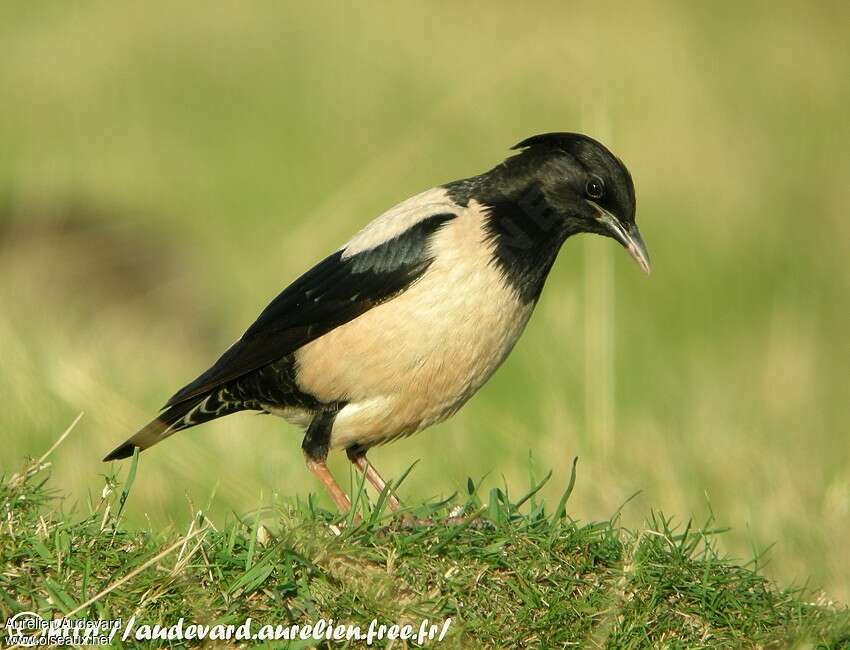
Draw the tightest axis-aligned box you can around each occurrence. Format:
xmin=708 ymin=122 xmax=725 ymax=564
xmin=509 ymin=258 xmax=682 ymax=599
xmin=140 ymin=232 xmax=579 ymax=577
xmin=1 ymin=2 xmax=848 ymax=600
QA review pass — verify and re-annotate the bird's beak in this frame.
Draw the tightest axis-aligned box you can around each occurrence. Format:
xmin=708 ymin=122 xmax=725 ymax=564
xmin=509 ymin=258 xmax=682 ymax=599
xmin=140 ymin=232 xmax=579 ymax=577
xmin=588 ymin=202 xmax=651 ymax=275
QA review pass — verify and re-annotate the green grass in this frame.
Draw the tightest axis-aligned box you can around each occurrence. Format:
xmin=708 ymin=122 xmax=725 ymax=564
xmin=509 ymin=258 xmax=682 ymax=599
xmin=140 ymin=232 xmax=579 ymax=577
xmin=2 ymin=436 xmax=848 ymax=648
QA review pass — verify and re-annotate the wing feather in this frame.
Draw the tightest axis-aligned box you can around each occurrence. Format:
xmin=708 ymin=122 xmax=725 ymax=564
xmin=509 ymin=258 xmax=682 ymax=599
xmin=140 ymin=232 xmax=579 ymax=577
xmin=164 ymin=211 xmax=457 ymax=408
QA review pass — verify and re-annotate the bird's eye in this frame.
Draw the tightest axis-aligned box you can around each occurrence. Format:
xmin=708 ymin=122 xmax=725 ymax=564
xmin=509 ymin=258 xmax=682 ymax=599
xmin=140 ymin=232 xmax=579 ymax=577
xmin=585 ymin=176 xmax=605 ymax=199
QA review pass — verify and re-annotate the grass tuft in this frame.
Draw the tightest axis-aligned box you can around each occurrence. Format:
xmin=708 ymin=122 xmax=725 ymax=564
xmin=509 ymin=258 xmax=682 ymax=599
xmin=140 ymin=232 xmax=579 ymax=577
xmin=1 ymin=449 xmax=848 ymax=648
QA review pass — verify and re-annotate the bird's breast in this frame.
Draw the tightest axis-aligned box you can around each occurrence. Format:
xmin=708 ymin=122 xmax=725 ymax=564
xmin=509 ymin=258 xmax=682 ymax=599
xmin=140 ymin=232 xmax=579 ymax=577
xmin=294 ymin=201 xmax=537 ymax=449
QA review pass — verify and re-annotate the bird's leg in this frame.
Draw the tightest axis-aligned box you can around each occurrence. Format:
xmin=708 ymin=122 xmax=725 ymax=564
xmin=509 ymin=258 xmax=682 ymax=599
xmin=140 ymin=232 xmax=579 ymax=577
xmin=304 ymin=457 xmax=351 ymax=512
xmin=346 ymin=446 xmax=402 ymax=512
xmin=302 ymin=408 xmax=351 ymax=513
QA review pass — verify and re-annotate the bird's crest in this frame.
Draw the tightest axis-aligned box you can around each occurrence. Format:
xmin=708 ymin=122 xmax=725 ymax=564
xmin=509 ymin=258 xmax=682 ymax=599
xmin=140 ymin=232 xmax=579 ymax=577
xmin=511 ymin=132 xmax=604 ymax=153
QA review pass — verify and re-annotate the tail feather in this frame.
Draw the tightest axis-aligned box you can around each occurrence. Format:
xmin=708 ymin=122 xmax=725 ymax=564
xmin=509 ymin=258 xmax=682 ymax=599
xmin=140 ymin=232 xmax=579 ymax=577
xmin=102 ymin=417 xmax=172 ymax=461
xmin=104 ymin=386 xmax=261 ymax=462
xmin=103 ymin=397 xmax=204 ymax=461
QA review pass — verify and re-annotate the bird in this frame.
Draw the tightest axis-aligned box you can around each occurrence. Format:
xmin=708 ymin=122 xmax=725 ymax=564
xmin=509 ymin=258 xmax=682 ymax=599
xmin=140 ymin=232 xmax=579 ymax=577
xmin=104 ymin=132 xmax=650 ymax=513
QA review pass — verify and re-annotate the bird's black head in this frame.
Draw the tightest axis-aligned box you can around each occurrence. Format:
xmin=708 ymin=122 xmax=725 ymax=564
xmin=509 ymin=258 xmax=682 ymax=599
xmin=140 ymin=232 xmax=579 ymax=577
xmin=503 ymin=132 xmax=648 ymax=273
xmin=444 ymin=132 xmax=650 ymax=302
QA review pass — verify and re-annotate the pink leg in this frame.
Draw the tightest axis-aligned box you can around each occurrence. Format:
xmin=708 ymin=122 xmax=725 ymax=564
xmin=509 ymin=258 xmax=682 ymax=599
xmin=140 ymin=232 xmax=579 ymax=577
xmin=305 ymin=456 xmax=352 ymax=513
xmin=347 ymin=451 xmax=402 ymax=512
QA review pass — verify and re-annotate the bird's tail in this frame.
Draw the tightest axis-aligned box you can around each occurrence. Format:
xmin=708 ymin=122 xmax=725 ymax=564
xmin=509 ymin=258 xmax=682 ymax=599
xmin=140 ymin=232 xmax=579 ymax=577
xmin=103 ymin=396 xmax=206 ymax=461
xmin=103 ymin=386 xmax=254 ymax=461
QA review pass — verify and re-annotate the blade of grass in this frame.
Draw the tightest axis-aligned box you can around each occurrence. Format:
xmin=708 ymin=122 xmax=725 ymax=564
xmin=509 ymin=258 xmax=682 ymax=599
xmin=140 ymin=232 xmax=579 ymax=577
xmin=245 ymin=511 xmax=260 ymax=571
xmin=515 ymin=469 xmax=553 ymax=511
xmin=115 ymin=447 xmax=139 ymax=524
xmin=8 ymin=412 xmax=84 ymax=488
xmin=549 ymin=457 xmax=579 ymax=534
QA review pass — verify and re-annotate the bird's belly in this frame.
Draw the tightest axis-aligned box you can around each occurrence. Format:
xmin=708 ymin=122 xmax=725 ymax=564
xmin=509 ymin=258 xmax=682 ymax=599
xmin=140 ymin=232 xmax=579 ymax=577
xmin=295 ymin=231 xmax=536 ymax=449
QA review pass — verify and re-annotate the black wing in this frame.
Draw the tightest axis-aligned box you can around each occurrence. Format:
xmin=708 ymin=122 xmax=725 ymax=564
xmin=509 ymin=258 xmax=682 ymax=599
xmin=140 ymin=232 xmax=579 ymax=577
xmin=164 ymin=212 xmax=457 ymax=408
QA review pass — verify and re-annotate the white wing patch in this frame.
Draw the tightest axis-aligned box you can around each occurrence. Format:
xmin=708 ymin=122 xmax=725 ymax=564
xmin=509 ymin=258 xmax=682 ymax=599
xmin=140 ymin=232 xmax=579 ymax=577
xmin=341 ymin=187 xmax=461 ymax=258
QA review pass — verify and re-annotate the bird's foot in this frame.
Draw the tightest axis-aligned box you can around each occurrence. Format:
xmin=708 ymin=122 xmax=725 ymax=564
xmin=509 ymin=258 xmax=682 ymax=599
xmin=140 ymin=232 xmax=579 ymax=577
xmin=394 ymin=511 xmax=492 ymax=529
